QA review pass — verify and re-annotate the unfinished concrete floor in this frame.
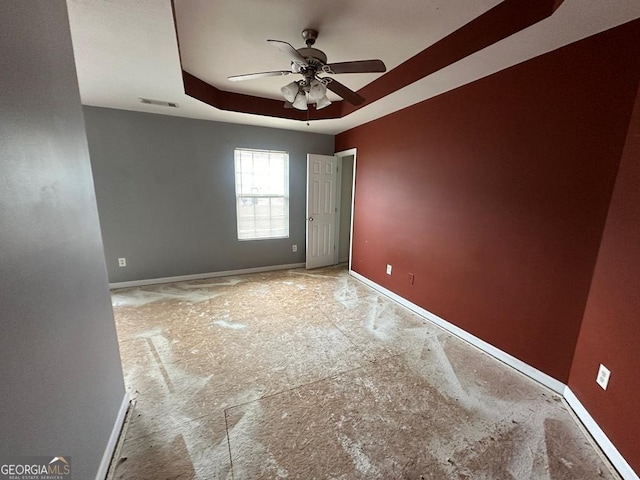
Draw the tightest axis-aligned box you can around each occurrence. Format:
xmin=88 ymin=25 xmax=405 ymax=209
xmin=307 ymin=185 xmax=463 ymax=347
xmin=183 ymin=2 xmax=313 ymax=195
xmin=110 ymin=265 xmax=618 ymax=479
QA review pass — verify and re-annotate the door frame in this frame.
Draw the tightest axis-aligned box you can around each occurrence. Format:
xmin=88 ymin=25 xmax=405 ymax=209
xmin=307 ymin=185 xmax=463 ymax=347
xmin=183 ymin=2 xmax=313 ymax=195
xmin=334 ymin=148 xmax=357 ymax=271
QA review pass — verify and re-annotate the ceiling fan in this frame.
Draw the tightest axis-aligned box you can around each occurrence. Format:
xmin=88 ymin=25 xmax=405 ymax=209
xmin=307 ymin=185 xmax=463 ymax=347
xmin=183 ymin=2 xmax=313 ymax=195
xmin=228 ymin=29 xmax=386 ymax=111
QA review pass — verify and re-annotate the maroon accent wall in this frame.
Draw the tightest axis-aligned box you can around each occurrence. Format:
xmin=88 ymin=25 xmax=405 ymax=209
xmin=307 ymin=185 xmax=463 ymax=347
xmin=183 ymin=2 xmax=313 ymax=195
xmin=568 ymin=84 xmax=640 ymax=473
xmin=336 ymin=20 xmax=640 ymax=383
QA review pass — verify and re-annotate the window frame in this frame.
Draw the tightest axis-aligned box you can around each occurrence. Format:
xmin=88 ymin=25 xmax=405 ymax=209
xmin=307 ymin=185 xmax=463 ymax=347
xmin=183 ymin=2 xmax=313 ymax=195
xmin=233 ymin=147 xmax=290 ymax=241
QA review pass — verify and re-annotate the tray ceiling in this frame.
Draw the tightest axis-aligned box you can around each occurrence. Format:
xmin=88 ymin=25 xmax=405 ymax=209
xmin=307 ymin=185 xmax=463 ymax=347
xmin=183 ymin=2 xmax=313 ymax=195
xmin=67 ymin=0 xmax=640 ymax=134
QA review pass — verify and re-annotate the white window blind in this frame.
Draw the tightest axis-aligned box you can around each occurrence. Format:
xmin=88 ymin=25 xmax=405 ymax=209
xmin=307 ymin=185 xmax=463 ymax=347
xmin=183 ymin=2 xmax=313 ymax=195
xmin=234 ymin=148 xmax=289 ymax=240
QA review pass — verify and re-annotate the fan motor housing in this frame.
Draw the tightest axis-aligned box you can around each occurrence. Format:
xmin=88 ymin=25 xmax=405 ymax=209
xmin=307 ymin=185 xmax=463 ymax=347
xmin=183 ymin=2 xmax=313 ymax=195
xmin=296 ymin=47 xmax=327 ymax=66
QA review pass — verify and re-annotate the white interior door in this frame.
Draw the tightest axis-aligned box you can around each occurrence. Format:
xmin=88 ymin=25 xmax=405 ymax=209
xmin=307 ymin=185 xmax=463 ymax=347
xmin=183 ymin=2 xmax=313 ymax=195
xmin=306 ymin=154 xmax=337 ymax=269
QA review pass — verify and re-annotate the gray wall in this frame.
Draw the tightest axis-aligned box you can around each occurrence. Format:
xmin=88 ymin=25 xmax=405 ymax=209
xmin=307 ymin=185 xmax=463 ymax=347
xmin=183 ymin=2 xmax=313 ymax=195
xmin=83 ymin=107 xmax=334 ymax=283
xmin=0 ymin=2 xmax=126 ymax=479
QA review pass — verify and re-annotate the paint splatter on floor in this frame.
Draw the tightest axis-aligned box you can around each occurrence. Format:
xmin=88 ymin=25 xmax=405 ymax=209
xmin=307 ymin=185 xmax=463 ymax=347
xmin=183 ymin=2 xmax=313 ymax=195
xmin=111 ymin=265 xmax=619 ymax=479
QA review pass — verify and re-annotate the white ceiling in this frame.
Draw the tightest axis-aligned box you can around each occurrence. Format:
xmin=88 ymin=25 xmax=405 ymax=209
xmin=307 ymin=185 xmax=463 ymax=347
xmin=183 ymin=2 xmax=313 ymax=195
xmin=67 ymin=0 xmax=640 ymax=135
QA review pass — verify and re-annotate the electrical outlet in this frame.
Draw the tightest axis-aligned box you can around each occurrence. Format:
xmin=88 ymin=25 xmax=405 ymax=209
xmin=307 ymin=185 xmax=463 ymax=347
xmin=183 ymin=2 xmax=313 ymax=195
xmin=118 ymin=257 xmax=127 ymax=267
xmin=386 ymin=264 xmax=392 ymax=275
xmin=292 ymin=244 xmax=298 ymax=252
xmin=596 ymin=364 xmax=611 ymax=390
xmin=409 ymin=273 xmax=415 ymax=285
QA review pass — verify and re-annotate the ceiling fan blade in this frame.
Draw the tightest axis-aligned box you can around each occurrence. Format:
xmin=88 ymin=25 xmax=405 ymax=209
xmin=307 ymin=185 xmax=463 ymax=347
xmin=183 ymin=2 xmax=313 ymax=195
xmin=228 ymin=70 xmax=293 ymax=82
xmin=267 ymin=39 xmax=309 ymax=67
xmin=323 ymin=59 xmax=386 ymax=75
xmin=324 ymin=78 xmax=365 ymax=105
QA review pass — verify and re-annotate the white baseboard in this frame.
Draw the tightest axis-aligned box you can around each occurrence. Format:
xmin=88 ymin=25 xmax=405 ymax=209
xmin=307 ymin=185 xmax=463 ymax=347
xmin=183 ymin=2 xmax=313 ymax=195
xmin=350 ymin=271 xmax=565 ymax=394
xmin=104 ymin=399 xmax=136 ymax=480
xmin=349 ymin=270 xmax=638 ymax=479
xmin=109 ymin=263 xmax=306 ymax=289
xmin=564 ymin=388 xmax=638 ymax=480
xmin=95 ymin=393 xmax=130 ymax=480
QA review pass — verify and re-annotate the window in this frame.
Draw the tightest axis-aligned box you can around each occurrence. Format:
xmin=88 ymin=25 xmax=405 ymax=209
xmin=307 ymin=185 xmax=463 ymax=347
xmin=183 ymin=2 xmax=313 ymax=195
xmin=234 ymin=148 xmax=289 ymax=240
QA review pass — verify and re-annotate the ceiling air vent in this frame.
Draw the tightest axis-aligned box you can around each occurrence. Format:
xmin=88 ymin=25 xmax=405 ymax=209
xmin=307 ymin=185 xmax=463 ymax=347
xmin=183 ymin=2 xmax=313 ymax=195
xmin=138 ymin=97 xmax=179 ymax=108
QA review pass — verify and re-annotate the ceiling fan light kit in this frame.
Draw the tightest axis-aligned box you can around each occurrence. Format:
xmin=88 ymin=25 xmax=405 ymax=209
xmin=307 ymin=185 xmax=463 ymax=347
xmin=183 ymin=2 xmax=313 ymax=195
xmin=281 ymin=81 xmax=300 ymax=103
xmin=229 ymin=28 xmax=386 ymax=115
xmin=280 ymin=78 xmax=332 ymax=111
xmin=308 ymin=80 xmax=327 ymax=101
xmin=292 ymin=92 xmax=308 ymax=111
xmin=315 ymin=95 xmax=332 ymax=110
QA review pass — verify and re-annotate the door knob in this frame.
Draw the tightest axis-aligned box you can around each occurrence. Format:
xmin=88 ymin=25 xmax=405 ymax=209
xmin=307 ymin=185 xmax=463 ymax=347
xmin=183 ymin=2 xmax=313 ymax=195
xmin=308 ymin=217 xmax=314 ymax=222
